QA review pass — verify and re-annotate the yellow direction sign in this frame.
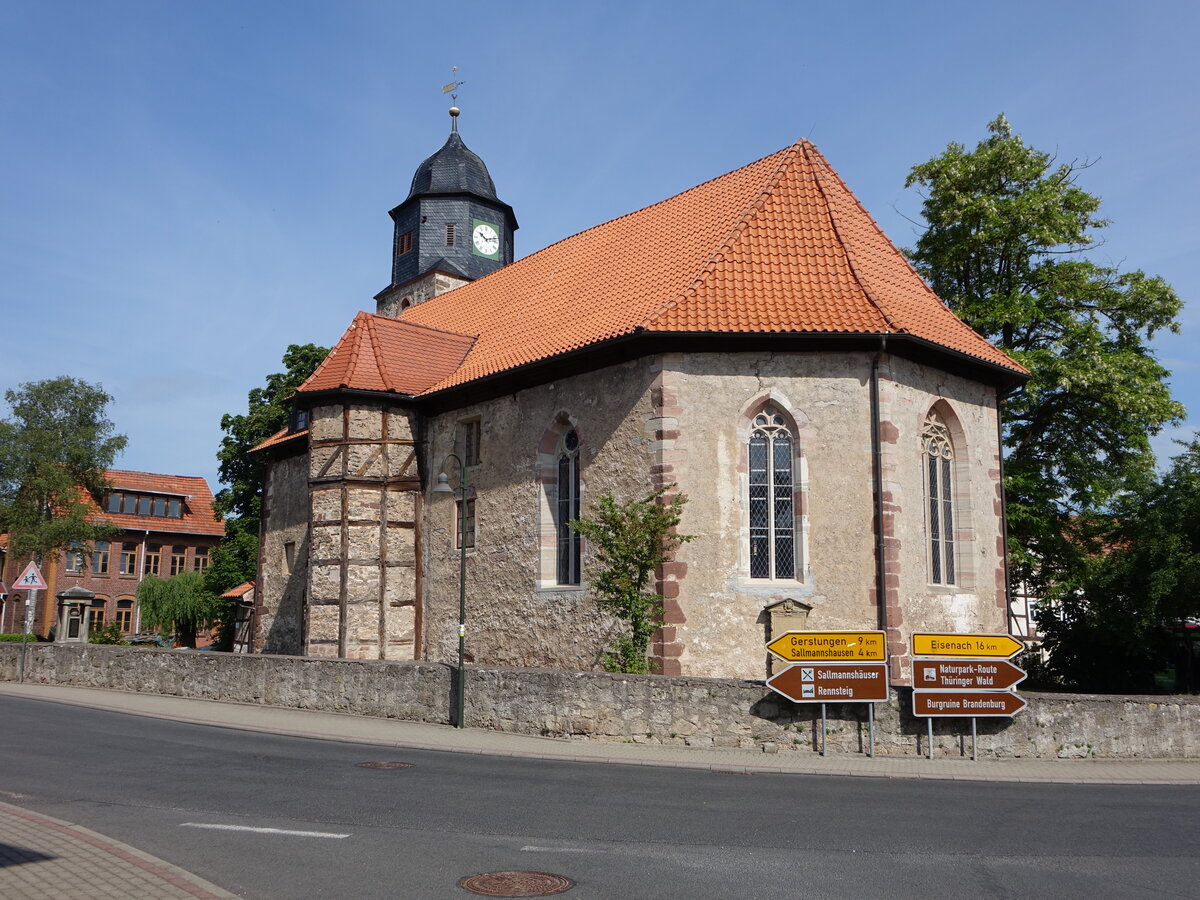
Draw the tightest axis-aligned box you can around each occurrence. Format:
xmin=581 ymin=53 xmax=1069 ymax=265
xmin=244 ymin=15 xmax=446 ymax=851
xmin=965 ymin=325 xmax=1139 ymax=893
xmin=767 ymin=630 xmax=887 ymax=663
xmin=911 ymin=633 xmax=1024 ymax=659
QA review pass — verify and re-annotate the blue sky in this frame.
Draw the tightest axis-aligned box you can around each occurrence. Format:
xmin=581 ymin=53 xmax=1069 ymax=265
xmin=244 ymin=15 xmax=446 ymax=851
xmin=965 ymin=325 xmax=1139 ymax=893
xmin=2 ymin=0 xmax=1196 ymax=496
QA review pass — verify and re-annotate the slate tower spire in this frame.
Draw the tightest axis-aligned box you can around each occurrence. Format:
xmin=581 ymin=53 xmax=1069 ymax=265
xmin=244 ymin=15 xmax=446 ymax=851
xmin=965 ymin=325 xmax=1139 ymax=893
xmin=375 ymin=105 xmax=518 ymax=318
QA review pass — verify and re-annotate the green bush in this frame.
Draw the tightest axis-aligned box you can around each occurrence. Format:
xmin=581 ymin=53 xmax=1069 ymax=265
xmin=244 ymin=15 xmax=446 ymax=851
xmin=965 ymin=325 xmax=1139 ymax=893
xmin=88 ymin=623 xmax=128 ymax=645
xmin=0 ymin=633 xmax=37 ymax=642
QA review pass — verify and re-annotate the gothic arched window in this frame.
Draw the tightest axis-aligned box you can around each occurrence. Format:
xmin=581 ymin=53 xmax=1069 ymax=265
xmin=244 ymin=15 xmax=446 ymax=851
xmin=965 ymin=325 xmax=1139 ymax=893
xmin=923 ymin=410 xmax=956 ymax=585
xmin=749 ymin=408 xmax=795 ymax=580
xmin=556 ymin=429 xmax=581 ymax=585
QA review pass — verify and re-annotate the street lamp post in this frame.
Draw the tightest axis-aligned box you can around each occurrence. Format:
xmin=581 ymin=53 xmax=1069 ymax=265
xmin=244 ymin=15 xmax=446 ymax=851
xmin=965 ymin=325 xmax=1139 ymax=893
xmin=432 ymin=453 xmax=469 ymax=729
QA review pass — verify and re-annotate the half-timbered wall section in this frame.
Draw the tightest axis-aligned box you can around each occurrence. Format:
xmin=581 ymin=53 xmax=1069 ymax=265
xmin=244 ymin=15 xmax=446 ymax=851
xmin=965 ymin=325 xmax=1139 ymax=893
xmin=306 ymin=402 xmax=422 ymax=660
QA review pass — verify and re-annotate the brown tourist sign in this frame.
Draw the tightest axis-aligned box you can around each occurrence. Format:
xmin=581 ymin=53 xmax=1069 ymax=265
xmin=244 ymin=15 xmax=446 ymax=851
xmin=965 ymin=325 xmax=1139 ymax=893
xmin=912 ymin=658 xmax=1027 ymax=692
xmin=912 ymin=691 xmax=1027 ymax=718
xmin=767 ymin=662 xmax=890 ymax=703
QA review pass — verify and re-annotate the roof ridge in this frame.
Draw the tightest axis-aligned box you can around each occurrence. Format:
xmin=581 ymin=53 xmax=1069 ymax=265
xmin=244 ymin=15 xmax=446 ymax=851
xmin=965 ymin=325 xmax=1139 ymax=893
xmin=362 ymin=314 xmax=391 ymax=391
xmin=638 ymin=142 xmax=803 ymax=329
xmin=105 ymin=468 xmax=206 ymax=481
xmin=803 ymin=143 xmax=899 ymax=334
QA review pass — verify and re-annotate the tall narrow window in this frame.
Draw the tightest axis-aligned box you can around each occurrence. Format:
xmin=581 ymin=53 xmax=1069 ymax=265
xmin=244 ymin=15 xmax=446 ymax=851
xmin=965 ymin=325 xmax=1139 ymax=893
xmin=92 ymin=541 xmax=110 ymax=575
xmin=65 ymin=541 xmax=84 ymax=573
xmin=923 ymin=411 xmax=956 ymax=585
xmin=144 ymin=544 xmax=161 ymax=577
xmin=445 ymin=222 xmax=457 ymax=246
xmin=119 ymin=542 xmax=138 ymax=576
xmin=193 ymin=547 xmax=210 ymax=572
xmin=115 ymin=600 xmax=134 ymax=633
xmin=556 ymin=429 xmax=581 ymax=585
xmin=748 ymin=408 xmax=795 ymax=579
xmin=88 ymin=604 xmax=106 ymax=634
xmin=456 ymin=498 xmax=476 ymax=549
xmin=169 ymin=545 xmax=187 ymax=576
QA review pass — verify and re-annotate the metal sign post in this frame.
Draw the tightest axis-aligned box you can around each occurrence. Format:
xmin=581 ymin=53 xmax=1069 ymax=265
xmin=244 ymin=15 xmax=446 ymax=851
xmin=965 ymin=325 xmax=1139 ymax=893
xmin=19 ymin=590 xmax=35 ymax=683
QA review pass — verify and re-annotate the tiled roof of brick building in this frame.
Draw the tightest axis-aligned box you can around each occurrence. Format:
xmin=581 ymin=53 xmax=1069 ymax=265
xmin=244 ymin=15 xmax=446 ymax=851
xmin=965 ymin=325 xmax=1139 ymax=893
xmin=300 ymin=140 xmax=1024 ymax=398
xmin=97 ymin=470 xmax=224 ymax=537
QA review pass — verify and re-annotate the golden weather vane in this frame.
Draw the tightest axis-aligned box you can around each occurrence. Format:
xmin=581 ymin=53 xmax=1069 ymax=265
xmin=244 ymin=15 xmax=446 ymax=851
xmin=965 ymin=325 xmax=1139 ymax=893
xmin=442 ymin=66 xmax=466 ymax=132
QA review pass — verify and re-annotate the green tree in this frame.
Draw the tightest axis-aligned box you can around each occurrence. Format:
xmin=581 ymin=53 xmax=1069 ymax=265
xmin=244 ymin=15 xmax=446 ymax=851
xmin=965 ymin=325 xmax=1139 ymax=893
xmin=905 ymin=115 xmax=1184 ymax=593
xmin=571 ymin=485 xmax=694 ymax=674
xmin=210 ymin=344 xmax=327 ymax=592
xmin=0 ymin=377 xmax=127 ymax=561
xmin=1038 ymin=438 xmax=1200 ymax=693
xmin=136 ymin=571 xmax=222 ymax=648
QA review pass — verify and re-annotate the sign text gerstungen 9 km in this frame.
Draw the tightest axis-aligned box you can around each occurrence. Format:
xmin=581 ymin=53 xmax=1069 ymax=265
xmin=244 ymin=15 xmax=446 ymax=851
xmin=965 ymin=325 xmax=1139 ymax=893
xmin=766 ymin=631 xmax=887 ymax=663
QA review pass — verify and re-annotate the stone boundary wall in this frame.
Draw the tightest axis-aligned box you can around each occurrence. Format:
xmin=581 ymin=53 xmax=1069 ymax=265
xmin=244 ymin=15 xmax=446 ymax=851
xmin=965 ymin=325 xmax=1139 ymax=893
xmin=2 ymin=644 xmax=1197 ymax=759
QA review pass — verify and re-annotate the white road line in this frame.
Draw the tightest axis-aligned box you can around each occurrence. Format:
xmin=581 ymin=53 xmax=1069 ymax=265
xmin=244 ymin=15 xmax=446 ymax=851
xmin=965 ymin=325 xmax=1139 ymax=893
xmin=521 ymin=845 xmax=606 ymax=854
xmin=181 ymin=823 xmax=350 ymax=839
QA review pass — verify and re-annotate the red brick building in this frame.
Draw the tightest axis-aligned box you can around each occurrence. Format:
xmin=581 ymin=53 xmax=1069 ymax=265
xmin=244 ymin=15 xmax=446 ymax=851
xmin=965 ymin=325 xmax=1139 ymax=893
xmin=0 ymin=470 xmax=224 ymax=637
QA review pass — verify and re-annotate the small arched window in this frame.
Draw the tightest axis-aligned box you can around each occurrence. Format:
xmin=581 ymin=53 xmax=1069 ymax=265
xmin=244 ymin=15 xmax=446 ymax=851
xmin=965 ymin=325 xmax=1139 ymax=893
xmin=923 ymin=410 xmax=955 ymax=584
xmin=749 ymin=408 xmax=795 ymax=580
xmin=556 ymin=429 xmax=581 ymax=585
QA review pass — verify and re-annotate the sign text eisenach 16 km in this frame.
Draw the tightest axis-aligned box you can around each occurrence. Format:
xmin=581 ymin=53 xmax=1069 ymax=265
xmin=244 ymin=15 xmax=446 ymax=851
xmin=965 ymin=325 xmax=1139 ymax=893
xmin=766 ymin=631 xmax=887 ymax=663
xmin=767 ymin=663 xmax=890 ymax=703
xmin=910 ymin=633 xmax=1023 ymax=659
xmin=912 ymin=659 xmax=1027 ymax=691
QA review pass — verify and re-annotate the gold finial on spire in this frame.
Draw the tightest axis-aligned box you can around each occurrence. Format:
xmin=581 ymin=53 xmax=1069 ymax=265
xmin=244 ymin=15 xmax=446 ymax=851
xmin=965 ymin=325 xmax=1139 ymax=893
xmin=442 ymin=66 xmax=465 ymax=133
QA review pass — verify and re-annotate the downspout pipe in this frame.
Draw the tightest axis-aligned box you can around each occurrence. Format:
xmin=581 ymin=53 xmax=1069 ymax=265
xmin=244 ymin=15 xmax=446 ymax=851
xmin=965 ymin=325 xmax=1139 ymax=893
xmin=870 ymin=337 xmax=889 ymax=639
xmin=996 ymin=386 xmax=1019 ymax=640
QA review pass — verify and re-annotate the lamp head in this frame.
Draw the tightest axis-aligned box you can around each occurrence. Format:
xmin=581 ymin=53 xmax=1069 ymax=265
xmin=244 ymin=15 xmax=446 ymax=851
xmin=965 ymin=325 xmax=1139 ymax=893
xmin=433 ymin=472 xmax=453 ymax=494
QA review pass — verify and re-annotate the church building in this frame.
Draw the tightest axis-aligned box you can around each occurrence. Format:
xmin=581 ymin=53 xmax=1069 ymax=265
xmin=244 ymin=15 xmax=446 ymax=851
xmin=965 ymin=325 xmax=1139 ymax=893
xmin=252 ymin=108 xmax=1027 ymax=683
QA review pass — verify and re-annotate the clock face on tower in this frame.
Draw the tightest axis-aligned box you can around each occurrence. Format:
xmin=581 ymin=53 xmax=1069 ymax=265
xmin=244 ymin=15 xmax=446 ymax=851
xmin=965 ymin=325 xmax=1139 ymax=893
xmin=471 ymin=219 xmax=501 ymax=260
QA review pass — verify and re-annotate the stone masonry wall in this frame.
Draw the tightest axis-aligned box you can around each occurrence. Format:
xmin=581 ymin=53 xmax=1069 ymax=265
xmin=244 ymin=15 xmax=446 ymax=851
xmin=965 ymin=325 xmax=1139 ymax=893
xmin=3 ymin=644 xmax=1196 ymax=760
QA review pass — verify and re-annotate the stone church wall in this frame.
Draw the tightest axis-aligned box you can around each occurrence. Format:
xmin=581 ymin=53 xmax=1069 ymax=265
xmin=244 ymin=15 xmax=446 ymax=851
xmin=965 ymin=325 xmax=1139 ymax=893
xmin=417 ymin=349 xmax=1004 ymax=685
xmin=643 ymin=350 xmax=1004 ymax=683
xmin=257 ymin=447 xmax=310 ymax=655
xmin=421 ymin=357 xmax=661 ymax=670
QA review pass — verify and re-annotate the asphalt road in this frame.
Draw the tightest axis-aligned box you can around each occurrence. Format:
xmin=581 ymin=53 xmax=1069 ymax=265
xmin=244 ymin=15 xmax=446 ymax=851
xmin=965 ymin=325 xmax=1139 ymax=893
xmin=2 ymin=695 xmax=1198 ymax=899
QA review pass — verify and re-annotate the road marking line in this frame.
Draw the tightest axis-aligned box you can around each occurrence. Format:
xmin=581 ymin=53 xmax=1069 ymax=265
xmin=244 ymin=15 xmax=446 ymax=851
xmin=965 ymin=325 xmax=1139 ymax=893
xmin=181 ymin=823 xmax=350 ymax=839
xmin=521 ymin=845 xmax=605 ymax=854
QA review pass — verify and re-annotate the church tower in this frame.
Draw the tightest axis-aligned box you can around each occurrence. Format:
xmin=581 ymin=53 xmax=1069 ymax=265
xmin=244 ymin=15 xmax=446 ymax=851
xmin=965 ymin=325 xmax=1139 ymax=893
xmin=375 ymin=106 xmax=517 ymax=317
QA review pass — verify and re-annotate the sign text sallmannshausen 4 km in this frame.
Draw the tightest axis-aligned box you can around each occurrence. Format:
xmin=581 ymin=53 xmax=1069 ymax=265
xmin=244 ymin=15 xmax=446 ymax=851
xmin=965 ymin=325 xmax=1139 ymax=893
xmin=767 ymin=631 xmax=887 ymax=663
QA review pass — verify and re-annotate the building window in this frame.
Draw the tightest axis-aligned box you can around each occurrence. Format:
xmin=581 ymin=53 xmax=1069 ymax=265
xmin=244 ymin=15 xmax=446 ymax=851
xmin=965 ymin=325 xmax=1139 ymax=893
xmin=88 ymin=604 xmax=106 ymax=633
xmin=144 ymin=543 xmax=161 ymax=577
xmin=283 ymin=542 xmax=295 ymax=576
xmin=115 ymin=600 xmax=134 ymax=633
xmin=556 ymin=429 xmax=581 ymax=585
xmin=105 ymin=492 xmax=185 ymax=519
xmin=748 ymin=408 xmax=795 ymax=580
xmin=92 ymin=541 xmax=110 ymax=575
xmin=398 ymin=230 xmax=413 ymax=255
xmin=461 ymin=419 xmax=481 ymax=467
xmin=193 ymin=546 xmax=210 ymax=572
xmin=65 ymin=542 xmax=85 ymax=573
xmin=445 ymin=222 xmax=457 ymax=246
xmin=923 ymin=411 xmax=956 ymax=585
xmin=456 ymin=498 xmax=476 ymax=549
xmin=119 ymin=542 xmax=138 ymax=576
xmin=169 ymin=545 xmax=187 ymax=576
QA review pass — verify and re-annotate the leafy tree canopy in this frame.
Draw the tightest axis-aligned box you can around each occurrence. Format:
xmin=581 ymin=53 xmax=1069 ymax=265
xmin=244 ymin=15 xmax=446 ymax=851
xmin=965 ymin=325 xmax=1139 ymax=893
xmin=137 ymin=570 xmax=222 ymax=649
xmin=0 ymin=377 xmax=127 ymax=560
xmin=572 ymin=485 xmax=693 ymax=674
xmin=210 ymin=343 xmax=327 ymax=592
xmin=1037 ymin=438 xmax=1200 ymax=693
xmin=906 ymin=115 xmax=1184 ymax=591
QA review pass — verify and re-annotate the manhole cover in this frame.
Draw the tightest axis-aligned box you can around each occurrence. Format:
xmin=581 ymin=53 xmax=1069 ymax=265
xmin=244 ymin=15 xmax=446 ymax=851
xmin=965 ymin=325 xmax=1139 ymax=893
xmin=356 ymin=761 xmax=415 ymax=769
xmin=459 ymin=871 xmax=574 ymax=897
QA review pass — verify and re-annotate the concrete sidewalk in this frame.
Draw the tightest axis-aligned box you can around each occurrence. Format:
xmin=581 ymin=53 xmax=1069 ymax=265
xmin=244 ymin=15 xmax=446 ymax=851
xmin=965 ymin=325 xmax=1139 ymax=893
xmin=3 ymin=681 xmax=1199 ymax=900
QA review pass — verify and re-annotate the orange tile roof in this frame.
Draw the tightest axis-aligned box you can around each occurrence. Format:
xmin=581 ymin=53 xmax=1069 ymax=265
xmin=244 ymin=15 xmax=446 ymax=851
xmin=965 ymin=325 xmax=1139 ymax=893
xmin=251 ymin=427 xmax=308 ymax=453
xmin=302 ymin=140 xmax=1024 ymax=398
xmin=298 ymin=313 xmax=475 ymax=396
xmin=96 ymin=470 xmax=225 ymax=537
xmin=221 ymin=580 xmax=255 ymax=599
